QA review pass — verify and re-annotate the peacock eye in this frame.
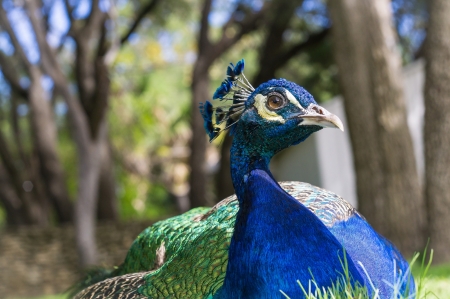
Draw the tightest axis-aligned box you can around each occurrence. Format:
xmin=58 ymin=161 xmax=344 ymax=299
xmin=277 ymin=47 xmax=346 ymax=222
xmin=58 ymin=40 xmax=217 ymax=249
xmin=267 ymin=93 xmax=286 ymax=110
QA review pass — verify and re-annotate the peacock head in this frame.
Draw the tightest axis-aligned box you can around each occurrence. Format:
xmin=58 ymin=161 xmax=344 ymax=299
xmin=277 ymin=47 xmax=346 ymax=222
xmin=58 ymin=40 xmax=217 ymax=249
xmin=200 ymin=59 xmax=343 ymax=156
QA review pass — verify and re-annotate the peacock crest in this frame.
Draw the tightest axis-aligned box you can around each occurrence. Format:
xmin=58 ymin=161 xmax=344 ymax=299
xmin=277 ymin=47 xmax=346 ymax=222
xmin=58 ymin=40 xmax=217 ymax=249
xmin=200 ymin=59 xmax=254 ymax=142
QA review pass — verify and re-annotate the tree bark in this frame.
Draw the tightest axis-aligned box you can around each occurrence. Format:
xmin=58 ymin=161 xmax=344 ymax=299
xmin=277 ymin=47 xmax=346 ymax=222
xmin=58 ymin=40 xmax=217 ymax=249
xmin=0 ymin=165 xmax=29 ymax=226
xmin=216 ymin=135 xmax=234 ymax=201
xmin=28 ymin=68 xmax=73 ymax=223
xmin=253 ymin=0 xmax=303 ymax=85
xmin=97 ymin=136 xmax=118 ymax=221
xmin=74 ymin=123 xmax=106 ymax=266
xmin=328 ymin=0 xmax=387 ymax=233
xmin=364 ymin=0 xmax=425 ymax=255
xmin=329 ymin=0 xmax=425 ymax=255
xmin=424 ymin=0 xmax=450 ymax=263
xmin=0 ymin=3 xmax=71 ymax=225
xmin=189 ymin=61 xmax=211 ymax=208
xmin=74 ymin=143 xmax=103 ymax=266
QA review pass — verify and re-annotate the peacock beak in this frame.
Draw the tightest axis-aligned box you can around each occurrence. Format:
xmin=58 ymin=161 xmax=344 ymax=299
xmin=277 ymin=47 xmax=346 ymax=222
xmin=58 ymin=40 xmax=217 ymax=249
xmin=299 ymin=104 xmax=344 ymax=132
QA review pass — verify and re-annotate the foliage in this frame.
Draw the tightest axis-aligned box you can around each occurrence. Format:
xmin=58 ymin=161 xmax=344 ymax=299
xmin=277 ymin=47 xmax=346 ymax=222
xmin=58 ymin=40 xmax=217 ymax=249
xmin=0 ymin=0 xmax=432 ymax=227
xmin=392 ymin=0 xmax=428 ymax=62
xmin=109 ymin=14 xmax=196 ymax=219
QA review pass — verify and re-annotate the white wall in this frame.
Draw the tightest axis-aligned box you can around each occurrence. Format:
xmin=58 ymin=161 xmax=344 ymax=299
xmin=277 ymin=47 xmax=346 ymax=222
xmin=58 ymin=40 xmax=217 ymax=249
xmin=272 ymin=60 xmax=425 ymax=207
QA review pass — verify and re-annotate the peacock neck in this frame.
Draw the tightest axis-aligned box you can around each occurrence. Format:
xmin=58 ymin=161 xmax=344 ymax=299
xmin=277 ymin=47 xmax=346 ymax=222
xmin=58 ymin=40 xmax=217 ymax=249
xmin=230 ymin=136 xmax=273 ymax=202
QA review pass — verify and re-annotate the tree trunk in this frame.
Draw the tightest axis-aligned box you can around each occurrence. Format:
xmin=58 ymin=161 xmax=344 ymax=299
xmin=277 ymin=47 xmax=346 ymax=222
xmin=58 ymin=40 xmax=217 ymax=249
xmin=216 ymin=135 xmax=234 ymax=200
xmin=189 ymin=61 xmax=210 ymax=208
xmin=329 ymin=0 xmax=425 ymax=256
xmin=364 ymin=0 xmax=425 ymax=255
xmin=74 ymin=122 xmax=106 ymax=267
xmin=97 ymin=136 xmax=118 ymax=221
xmin=424 ymin=0 xmax=450 ymax=264
xmin=28 ymin=68 xmax=73 ymax=223
xmin=253 ymin=0 xmax=303 ymax=85
xmin=328 ymin=0 xmax=387 ymax=233
xmin=0 ymin=165 xmax=32 ymax=226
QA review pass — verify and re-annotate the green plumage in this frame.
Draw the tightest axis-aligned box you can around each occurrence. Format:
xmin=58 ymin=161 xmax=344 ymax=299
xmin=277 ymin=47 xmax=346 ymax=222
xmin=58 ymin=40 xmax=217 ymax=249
xmin=74 ymin=182 xmax=356 ymax=299
xmin=117 ymin=207 xmax=212 ymax=275
xmin=121 ymin=204 xmax=234 ymax=298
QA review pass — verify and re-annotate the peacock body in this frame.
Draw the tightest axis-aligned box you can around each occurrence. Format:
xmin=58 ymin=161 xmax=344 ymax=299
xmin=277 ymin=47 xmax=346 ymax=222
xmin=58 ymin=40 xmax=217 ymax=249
xmin=74 ymin=60 xmax=414 ymax=299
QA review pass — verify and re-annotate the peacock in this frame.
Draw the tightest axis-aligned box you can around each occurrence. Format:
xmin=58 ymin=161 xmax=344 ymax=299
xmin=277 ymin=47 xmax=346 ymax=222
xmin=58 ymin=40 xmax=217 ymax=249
xmin=73 ymin=60 xmax=414 ymax=299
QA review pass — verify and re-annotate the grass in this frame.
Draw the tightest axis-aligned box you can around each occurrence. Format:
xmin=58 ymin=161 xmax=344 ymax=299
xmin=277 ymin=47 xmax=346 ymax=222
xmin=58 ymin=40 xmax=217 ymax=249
xmin=281 ymin=250 xmax=450 ymax=299
xmin=411 ymin=254 xmax=450 ymax=299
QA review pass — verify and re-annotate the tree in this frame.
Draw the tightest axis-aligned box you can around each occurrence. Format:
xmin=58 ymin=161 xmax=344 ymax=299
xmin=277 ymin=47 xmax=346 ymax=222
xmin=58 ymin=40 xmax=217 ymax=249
xmin=329 ymin=0 xmax=425 ymax=255
xmin=0 ymin=5 xmax=71 ymax=226
xmin=216 ymin=0 xmax=330 ymax=200
xmin=0 ymin=0 xmax=162 ymax=267
xmin=424 ymin=0 xmax=450 ymax=263
xmin=189 ymin=0 xmax=268 ymax=208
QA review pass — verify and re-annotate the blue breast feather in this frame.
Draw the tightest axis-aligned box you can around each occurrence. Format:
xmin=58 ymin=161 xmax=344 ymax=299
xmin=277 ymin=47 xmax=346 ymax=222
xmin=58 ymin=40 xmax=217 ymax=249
xmin=330 ymin=216 xmax=414 ymax=297
xmin=283 ymin=183 xmax=415 ymax=297
xmin=214 ymin=169 xmax=365 ymax=299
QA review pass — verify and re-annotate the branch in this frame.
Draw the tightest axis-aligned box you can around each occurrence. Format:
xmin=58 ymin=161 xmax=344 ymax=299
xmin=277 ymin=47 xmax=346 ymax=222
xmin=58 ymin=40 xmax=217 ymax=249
xmin=24 ymin=0 xmax=91 ymax=147
xmin=120 ymin=0 xmax=161 ymax=45
xmin=198 ymin=0 xmax=213 ymax=55
xmin=278 ymin=28 xmax=330 ymax=67
xmin=63 ymin=0 xmax=75 ymax=23
xmin=88 ymin=21 xmax=110 ymax=138
xmin=0 ymin=8 xmax=32 ymax=70
xmin=253 ymin=27 xmax=330 ymax=85
xmin=0 ymin=52 xmax=28 ymax=98
xmin=210 ymin=2 xmax=269 ymax=62
xmin=70 ymin=0 xmax=108 ymax=111
xmin=254 ymin=0 xmax=300 ymax=83
xmin=84 ymin=0 xmax=104 ymax=33
xmin=104 ymin=2 xmax=120 ymax=66
xmin=10 ymin=94 xmax=29 ymax=167
xmin=24 ymin=0 xmax=61 ymax=79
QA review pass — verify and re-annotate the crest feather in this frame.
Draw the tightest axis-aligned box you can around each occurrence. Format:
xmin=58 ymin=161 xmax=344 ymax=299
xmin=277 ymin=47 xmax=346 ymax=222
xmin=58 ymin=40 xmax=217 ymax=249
xmin=200 ymin=59 xmax=254 ymax=142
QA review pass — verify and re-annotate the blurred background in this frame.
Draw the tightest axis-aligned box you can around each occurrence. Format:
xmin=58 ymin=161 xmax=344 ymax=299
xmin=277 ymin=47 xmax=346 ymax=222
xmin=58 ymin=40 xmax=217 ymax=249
xmin=1 ymin=0 xmax=450 ymax=297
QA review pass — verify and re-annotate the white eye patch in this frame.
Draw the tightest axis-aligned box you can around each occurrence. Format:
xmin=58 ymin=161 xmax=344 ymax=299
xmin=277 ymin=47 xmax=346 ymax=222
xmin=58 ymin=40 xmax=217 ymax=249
xmin=253 ymin=94 xmax=285 ymax=123
xmin=253 ymin=89 xmax=306 ymax=123
xmin=285 ymin=89 xmax=306 ymax=111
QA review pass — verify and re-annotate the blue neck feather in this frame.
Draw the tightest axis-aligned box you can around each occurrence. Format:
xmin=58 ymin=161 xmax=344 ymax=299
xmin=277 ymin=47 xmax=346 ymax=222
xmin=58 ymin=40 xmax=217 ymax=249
xmin=230 ymin=136 xmax=271 ymax=203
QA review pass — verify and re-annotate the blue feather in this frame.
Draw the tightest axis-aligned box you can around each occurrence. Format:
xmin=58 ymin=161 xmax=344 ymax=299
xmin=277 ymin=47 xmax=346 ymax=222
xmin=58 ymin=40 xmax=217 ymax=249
xmin=213 ymin=79 xmax=232 ymax=100
xmin=215 ymin=169 xmax=364 ymax=298
xmin=200 ymin=101 xmax=215 ymax=140
xmin=226 ymin=65 xmax=235 ymax=80
xmin=234 ymin=59 xmax=244 ymax=76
